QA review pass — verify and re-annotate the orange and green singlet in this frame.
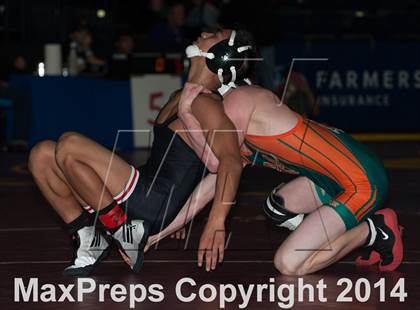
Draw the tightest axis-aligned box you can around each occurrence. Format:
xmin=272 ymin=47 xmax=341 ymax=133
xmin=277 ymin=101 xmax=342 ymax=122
xmin=241 ymin=114 xmax=388 ymax=230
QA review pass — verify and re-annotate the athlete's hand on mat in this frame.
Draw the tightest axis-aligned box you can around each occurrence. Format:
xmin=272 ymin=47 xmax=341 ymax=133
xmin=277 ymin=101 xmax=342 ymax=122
xmin=143 ymin=227 xmax=187 ymax=253
xmin=144 ymin=237 xmax=154 ymax=253
xmin=144 ymin=242 xmax=151 ymax=253
xmin=171 ymin=227 xmax=186 ymax=239
xmin=198 ymin=219 xmax=225 ymax=271
xmin=178 ymin=82 xmax=212 ymax=115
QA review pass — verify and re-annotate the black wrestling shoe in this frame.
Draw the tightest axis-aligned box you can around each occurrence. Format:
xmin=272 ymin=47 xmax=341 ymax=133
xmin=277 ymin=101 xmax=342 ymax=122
xmin=63 ymin=226 xmax=110 ymax=277
xmin=112 ymin=220 xmax=149 ymax=273
xmin=356 ymin=225 xmax=403 ymax=266
xmin=355 ymin=245 xmax=381 ymax=266
xmin=367 ymin=209 xmax=403 ymax=271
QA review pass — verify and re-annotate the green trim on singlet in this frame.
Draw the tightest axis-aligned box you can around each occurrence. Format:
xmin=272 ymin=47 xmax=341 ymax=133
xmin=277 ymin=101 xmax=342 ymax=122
xmin=332 ymin=131 xmax=389 ymax=223
xmin=314 ymin=184 xmax=332 ymax=204
xmin=275 ymin=138 xmax=346 ymax=197
xmin=314 ymin=184 xmax=357 ymax=230
xmin=314 ymin=183 xmax=367 ymax=230
xmin=244 ymin=126 xmax=389 ymax=230
xmin=243 ymin=139 xmax=344 ymax=198
xmin=276 ymin=139 xmax=334 ymax=179
xmin=335 ymin=131 xmax=388 ymax=201
xmin=311 ymin=130 xmax=388 ymax=228
xmin=331 ymin=202 xmax=358 ymax=230
xmin=354 ymin=189 xmax=376 ymax=217
xmin=307 ymin=123 xmax=366 ymax=173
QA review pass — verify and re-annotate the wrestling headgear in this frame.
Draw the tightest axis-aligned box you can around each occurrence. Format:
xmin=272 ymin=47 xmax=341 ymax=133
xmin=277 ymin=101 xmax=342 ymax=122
xmin=186 ymin=30 xmax=254 ymax=95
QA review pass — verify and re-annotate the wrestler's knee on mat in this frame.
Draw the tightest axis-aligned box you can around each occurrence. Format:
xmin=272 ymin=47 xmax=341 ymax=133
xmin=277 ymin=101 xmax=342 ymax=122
xmin=274 ymin=249 xmax=305 ymax=276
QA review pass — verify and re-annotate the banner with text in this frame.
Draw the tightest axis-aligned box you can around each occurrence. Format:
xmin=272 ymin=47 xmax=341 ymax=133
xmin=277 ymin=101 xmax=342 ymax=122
xmin=274 ymin=41 xmax=420 ymax=131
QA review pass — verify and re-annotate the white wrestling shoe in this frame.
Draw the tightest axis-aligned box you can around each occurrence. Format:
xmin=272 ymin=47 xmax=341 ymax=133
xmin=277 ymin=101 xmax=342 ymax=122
xmin=112 ymin=219 xmax=149 ymax=273
xmin=63 ymin=226 xmax=110 ymax=277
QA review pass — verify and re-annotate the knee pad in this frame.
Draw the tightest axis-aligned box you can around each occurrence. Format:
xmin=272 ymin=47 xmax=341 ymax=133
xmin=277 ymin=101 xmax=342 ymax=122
xmin=263 ymin=184 xmax=304 ymax=231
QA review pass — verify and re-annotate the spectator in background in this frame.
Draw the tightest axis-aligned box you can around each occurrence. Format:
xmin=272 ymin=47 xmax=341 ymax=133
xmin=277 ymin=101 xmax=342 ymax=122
xmin=276 ymin=67 xmax=320 ymax=118
xmin=140 ymin=0 xmax=166 ymax=34
xmin=0 ymin=54 xmax=32 ymax=150
xmin=68 ymin=28 xmax=106 ymax=75
xmin=11 ymin=56 xmax=28 ymax=75
xmin=149 ymin=1 xmax=186 ymax=51
xmin=115 ymin=34 xmax=135 ymax=56
xmin=108 ymin=34 xmax=135 ymax=80
xmin=186 ymin=0 xmax=220 ymax=35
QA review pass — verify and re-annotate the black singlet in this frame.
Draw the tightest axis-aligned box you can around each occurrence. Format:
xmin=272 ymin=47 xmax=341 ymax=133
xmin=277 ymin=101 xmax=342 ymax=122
xmin=125 ymin=113 xmax=208 ymax=234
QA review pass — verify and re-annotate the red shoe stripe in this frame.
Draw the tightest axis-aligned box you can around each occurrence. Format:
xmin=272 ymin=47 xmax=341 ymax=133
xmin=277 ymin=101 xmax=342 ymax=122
xmin=356 ymin=251 xmax=381 ymax=266
xmin=377 ymin=209 xmax=403 ymax=271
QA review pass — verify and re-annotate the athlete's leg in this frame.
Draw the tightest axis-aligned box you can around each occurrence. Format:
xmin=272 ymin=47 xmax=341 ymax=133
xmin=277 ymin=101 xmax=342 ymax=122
xmin=54 ymin=131 xmax=132 ymax=211
xmin=274 ymin=203 xmax=404 ymax=275
xmin=28 ymin=140 xmax=111 ymax=276
xmin=263 ymin=177 xmax=324 ymax=231
xmin=276 ymin=176 xmax=322 ymax=214
xmin=54 ymin=131 xmax=148 ymax=272
xmin=302 ymin=221 xmax=369 ymax=272
xmin=28 ymin=140 xmax=87 ymax=223
xmin=273 ymin=206 xmax=352 ymax=275
xmin=266 ymin=176 xmax=364 ymax=275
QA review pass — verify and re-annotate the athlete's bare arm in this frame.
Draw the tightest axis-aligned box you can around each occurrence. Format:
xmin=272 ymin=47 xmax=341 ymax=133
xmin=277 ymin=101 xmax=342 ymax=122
xmin=146 ymin=87 xmax=254 ymax=250
xmin=177 ymin=83 xmax=220 ymax=172
xmin=177 ymin=84 xmax=255 ymax=169
xmin=189 ymin=93 xmax=243 ymax=271
xmin=145 ymin=173 xmax=217 ymax=250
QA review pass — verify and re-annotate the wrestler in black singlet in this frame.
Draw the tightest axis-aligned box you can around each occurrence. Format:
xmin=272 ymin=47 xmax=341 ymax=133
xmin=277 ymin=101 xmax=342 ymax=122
xmin=124 ymin=113 xmax=208 ymax=235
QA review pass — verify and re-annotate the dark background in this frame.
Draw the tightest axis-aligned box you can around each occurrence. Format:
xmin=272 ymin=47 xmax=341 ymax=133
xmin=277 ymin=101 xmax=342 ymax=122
xmin=1 ymin=0 xmax=420 ymax=150
xmin=2 ymin=0 xmax=420 ymax=71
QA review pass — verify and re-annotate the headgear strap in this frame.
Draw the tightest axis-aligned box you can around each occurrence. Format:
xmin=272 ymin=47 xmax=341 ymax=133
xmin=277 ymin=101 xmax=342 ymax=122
xmin=185 ymin=29 xmax=255 ymax=95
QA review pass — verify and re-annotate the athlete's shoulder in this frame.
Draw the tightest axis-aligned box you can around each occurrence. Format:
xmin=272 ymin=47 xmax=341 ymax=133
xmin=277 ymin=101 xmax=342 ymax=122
xmin=225 ymin=85 xmax=272 ymax=103
xmin=190 ymin=92 xmax=233 ymax=129
xmin=199 ymin=92 xmax=223 ymax=102
xmin=223 ymin=85 xmax=268 ymax=113
xmin=191 ymin=92 xmax=223 ymax=110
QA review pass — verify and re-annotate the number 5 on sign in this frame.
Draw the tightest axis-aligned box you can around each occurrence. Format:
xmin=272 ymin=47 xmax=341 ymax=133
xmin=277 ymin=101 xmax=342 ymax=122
xmin=130 ymin=75 xmax=182 ymax=147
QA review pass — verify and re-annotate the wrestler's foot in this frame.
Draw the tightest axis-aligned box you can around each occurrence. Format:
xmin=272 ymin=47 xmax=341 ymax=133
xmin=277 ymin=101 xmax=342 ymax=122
xmin=366 ymin=209 xmax=403 ymax=271
xmin=63 ymin=226 xmax=110 ymax=277
xmin=355 ymin=225 xmax=403 ymax=266
xmin=113 ymin=219 xmax=149 ymax=273
xmin=355 ymin=247 xmax=380 ymax=266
